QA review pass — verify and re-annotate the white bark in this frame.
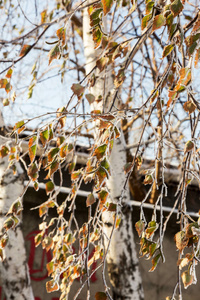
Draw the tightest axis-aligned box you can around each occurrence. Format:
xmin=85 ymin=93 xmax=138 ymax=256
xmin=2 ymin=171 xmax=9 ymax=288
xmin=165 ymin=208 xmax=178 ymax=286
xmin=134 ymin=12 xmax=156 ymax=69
xmin=83 ymin=7 xmax=144 ymax=300
xmin=0 ymin=114 xmax=34 ymax=300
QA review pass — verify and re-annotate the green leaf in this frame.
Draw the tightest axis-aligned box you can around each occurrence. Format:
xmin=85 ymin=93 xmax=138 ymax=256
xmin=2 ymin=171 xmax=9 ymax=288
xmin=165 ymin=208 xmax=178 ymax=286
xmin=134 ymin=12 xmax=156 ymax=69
xmin=3 ymin=217 xmax=15 ymax=230
xmin=0 ymin=146 xmax=9 ymax=158
xmin=28 ymin=162 xmax=38 ymax=181
xmin=14 ymin=120 xmax=24 ymax=130
xmin=29 ymin=144 xmax=37 ymax=163
xmin=181 ymin=271 xmax=194 ymax=289
xmin=107 ymin=203 xmax=116 ymax=211
xmin=0 ymin=236 xmax=8 ymax=248
xmin=141 ymin=13 xmax=152 ymax=30
xmin=171 ymin=0 xmax=183 ymax=17
xmin=145 ymin=221 xmax=158 ymax=238
xmin=40 ymin=129 xmax=49 ymax=147
xmin=101 ymin=0 xmax=113 ymax=15
xmin=184 ymin=140 xmax=194 ymax=153
xmin=7 ymin=200 xmax=22 ymax=215
xmin=98 ymin=189 xmax=109 ymax=208
xmin=149 ymin=253 xmax=161 ymax=272
xmin=135 ymin=220 xmax=145 ymax=237
xmin=146 ymin=1 xmax=154 ymax=14
xmin=152 ymin=14 xmax=165 ymax=33
xmin=19 ymin=44 xmax=31 ymax=57
xmin=92 ymin=27 xmax=102 ymax=49
xmin=47 ymin=147 xmax=59 ymax=162
xmin=48 ymin=43 xmax=60 ymax=65
xmin=46 ymin=181 xmax=55 ymax=195
xmin=143 ymin=174 xmax=153 ymax=185
xmin=162 ymin=44 xmax=174 ymax=58
xmin=93 ymin=144 xmax=107 ymax=159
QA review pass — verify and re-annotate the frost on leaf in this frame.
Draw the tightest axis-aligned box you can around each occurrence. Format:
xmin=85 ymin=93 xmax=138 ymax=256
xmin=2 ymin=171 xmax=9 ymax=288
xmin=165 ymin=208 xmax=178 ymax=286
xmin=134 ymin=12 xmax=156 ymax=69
xmin=174 ymin=231 xmax=188 ymax=252
xmin=46 ymin=280 xmax=59 ymax=293
xmin=181 ymin=271 xmax=194 ymax=289
xmin=48 ymin=43 xmax=60 ymax=65
xmin=135 ymin=220 xmax=145 ymax=237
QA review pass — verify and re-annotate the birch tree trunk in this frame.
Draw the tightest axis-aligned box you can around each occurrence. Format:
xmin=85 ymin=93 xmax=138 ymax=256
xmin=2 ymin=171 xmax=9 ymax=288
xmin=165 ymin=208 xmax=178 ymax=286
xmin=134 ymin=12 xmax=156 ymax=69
xmin=83 ymin=8 xmax=144 ymax=300
xmin=0 ymin=115 xmax=34 ymax=300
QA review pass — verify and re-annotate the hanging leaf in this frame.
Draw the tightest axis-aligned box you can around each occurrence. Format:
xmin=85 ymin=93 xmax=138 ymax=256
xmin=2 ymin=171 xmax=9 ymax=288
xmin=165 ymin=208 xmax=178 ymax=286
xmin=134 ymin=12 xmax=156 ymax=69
xmin=143 ymin=174 xmax=153 ymax=185
xmin=14 ymin=120 xmax=24 ymax=130
xmin=29 ymin=144 xmax=37 ymax=163
xmin=0 ymin=146 xmax=9 ymax=158
xmin=42 ymin=236 xmax=53 ymax=252
xmin=101 ymin=0 xmax=113 ymax=15
xmin=28 ymin=162 xmax=38 ymax=181
xmin=56 ymin=27 xmax=66 ymax=46
xmin=29 ymin=136 xmax=37 ymax=148
xmin=181 ymin=271 xmax=194 ymax=289
xmin=184 ymin=140 xmax=194 ymax=153
xmin=146 ymin=1 xmax=154 ymax=14
xmin=0 ymin=248 xmax=4 ymax=261
xmin=171 ymin=0 xmax=183 ymax=17
xmin=7 ymin=200 xmax=22 ymax=216
xmin=0 ymin=236 xmax=8 ymax=248
xmin=41 ymin=9 xmax=47 ymax=23
xmin=135 ymin=220 xmax=145 ymax=237
xmin=3 ymin=217 xmax=15 ymax=230
xmin=48 ymin=43 xmax=60 ymax=65
xmin=183 ymin=101 xmax=196 ymax=114
xmin=40 ymin=129 xmax=49 ymax=147
xmin=149 ymin=253 xmax=161 ymax=272
xmin=93 ymin=144 xmax=107 ymax=159
xmin=152 ymin=14 xmax=165 ymax=33
xmin=95 ymin=291 xmax=107 ymax=300
xmin=47 ymin=160 xmax=59 ymax=178
xmin=19 ymin=44 xmax=32 ymax=57
xmin=96 ymin=56 xmax=109 ymax=72
xmin=98 ymin=189 xmax=109 ymax=209
xmin=45 ymin=181 xmax=55 ymax=195
xmin=71 ymin=170 xmax=82 ymax=181
xmin=162 ymin=44 xmax=174 ymax=58
xmin=194 ymin=48 xmax=200 ymax=68
xmin=141 ymin=13 xmax=152 ymax=30
xmin=71 ymin=83 xmax=85 ymax=96
xmin=107 ymin=203 xmax=116 ymax=211
xmin=0 ymin=78 xmax=8 ymax=89
xmin=5 ymin=68 xmax=13 ymax=78
xmin=174 ymin=231 xmax=188 ymax=252
xmin=34 ymin=181 xmax=39 ymax=191
xmin=92 ymin=27 xmax=102 ymax=49
xmin=47 ymin=147 xmax=59 ymax=162
xmin=85 ymin=93 xmax=95 ymax=104
xmin=146 ymin=221 xmax=158 ymax=238
xmin=46 ymin=280 xmax=59 ymax=293
xmin=86 ymin=193 xmax=96 ymax=207
xmin=123 ymin=162 xmax=132 ymax=174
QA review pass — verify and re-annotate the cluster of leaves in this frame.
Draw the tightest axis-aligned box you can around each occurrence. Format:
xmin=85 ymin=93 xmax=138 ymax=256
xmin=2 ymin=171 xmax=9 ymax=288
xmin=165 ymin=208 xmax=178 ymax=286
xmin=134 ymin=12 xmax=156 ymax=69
xmin=1 ymin=0 xmax=200 ymax=299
